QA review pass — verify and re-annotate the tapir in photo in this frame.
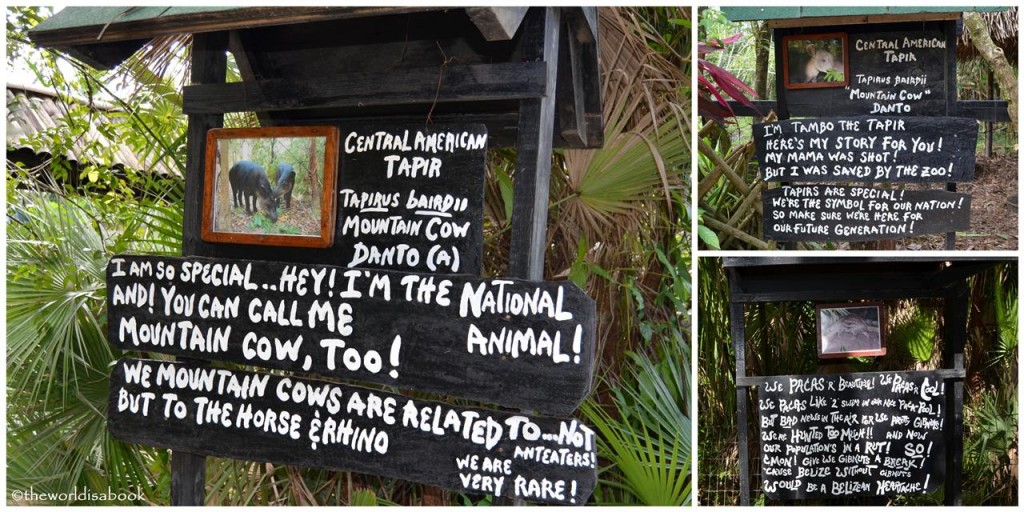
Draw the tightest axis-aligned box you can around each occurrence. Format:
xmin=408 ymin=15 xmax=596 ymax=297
xmin=802 ymin=44 xmax=842 ymax=83
xmin=228 ymin=160 xmax=278 ymax=222
xmin=274 ymin=163 xmax=296 ymax=209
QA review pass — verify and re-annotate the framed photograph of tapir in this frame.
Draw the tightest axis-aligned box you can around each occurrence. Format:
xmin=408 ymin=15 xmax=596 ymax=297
xmin=782 ymin=32 xmax=849 ymax=90
xmin=202 ymin=125 xmax=339 ymax=247
xmin=816 ymin=302 xmax=886 ymax=359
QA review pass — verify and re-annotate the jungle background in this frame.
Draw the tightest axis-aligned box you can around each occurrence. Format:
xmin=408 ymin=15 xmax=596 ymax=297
xmin=6 ymin=7 xmax=689 ymax=506
xmin=696 ymin=7 xmax=1019 ymax=251
xmin=697 ymin=257 xmax=1018 ymax=505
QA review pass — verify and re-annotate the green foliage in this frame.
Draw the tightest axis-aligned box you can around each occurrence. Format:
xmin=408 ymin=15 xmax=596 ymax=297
xmin=990 ymin=271 xmax=1018 ymax=369
xmin=963 ymin=385 xmax=1018 ymax=504
xmin=823 ymin=68 xmax=845 ymax=83
xmin=6 ymin=192 xmax=181 ymax=504
xmin=888 ymin=306 xmax=938 ymax=364
xmin=582 ymin=288 xmax=690 ymax=506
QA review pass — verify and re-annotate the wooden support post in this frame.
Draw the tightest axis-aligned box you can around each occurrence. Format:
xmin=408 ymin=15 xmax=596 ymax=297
xmin=729 ymin=268 xmax=751 ymax=506
xmin=942 ymin=280 xmax=967 ymax=506
xmin=732 ymin=300 xmax=751 ymax=506
xmin=943 ymin=20 xmax=959 ymax=251
xmin=770 ymin=28 xmax=790 ymax=251
xmin=509 ymin=7 xmax=561 ymax=281
xmin=498 ymin=8 xmax=561 ymax=506
xmin=174 ymin=30 xmax=227 ymax=506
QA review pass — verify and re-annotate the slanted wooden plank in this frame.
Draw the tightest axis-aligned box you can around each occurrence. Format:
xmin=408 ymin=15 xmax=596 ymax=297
xmin=106 ymin=254 xmax=598 ymax=416
xmin=182 ymin=62 xmax=546 ymax=115
xmin=762 ymin=185 xmax=971 ymax=242
xmin=465 ymin=7 xmax=529 ymax=41
xmin=227 ymin=30 xmax=273 ymax=127
xmin=758 ymin=371 xmax=947 ymax=499
xmin=509 ymin=8 xmax=561 ymax=281
xmin=109 ymin=357 xmax=598 ymax=505
xmin=753 ymin=116 xmax=979 ymax=183
xmin=727 ymin=100 xmax=1010 ymax=122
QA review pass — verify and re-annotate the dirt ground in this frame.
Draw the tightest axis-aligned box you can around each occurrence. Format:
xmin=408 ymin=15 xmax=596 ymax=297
xmin=893 ymin=152 xmax=1019 ymax=251
xmin=221 ymin=195 xmax=320 ymax=236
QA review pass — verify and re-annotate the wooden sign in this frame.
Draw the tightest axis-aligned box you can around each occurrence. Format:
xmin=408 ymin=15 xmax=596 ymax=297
xmin=336 ymin=124 xmax=486 ymax=274
xmin=758 ymin=371 xmax=946 ymax=499
xmin=109 ymin=358 xmax=597 ymax=505
xmin=781 ymin=25 xmax=950 ymax=117
xmin=107 ymin=254 xmax=596 ymax=416
xmin=755 ymin=116 xmax=978 ymax=183
xmin=763 ymin=185 xmax=970 ymax=241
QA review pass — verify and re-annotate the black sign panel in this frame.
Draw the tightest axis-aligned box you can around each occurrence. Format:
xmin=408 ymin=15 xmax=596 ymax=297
xmin=782 ymin=24 xmax=950 ymax=117
xmin=758 ymin=371 xmax=946 ymax=500
xmin=336 ymin=124 xmax=486 ymax=274
xmin=754 ymin=116 xmax=977 ymax=183
xmin=106 ymin=255 xmax=596 ymax=416
xmin=763 ymin=185 xmax=970 ymax=241
xmin=110 ymin=358 xmax=596 ymax=505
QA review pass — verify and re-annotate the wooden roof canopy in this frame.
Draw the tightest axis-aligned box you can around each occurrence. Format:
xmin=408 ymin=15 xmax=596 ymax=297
xmin=722 ymin=6 xmax=1017 ymax=62
xmin=724 ymin=257 xmax=1010 ymax=302
xmin=29 ymin=7 xmax=603 ymax=149
xmin=721 ymin=6 xmax=1008 ymax=28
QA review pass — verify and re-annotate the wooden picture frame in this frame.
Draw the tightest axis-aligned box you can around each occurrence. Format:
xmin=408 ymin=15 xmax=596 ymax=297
xmin=816 ymin=302 xmax=886 ymax=358
xmin=782 ymin=32 xmax=849 ymax=90
xmin=202 ymin=126 xmax=339 ymax=247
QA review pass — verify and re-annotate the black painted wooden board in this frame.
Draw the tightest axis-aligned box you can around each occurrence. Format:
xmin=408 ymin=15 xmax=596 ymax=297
xmin=757 ymin=370 xmax=946 ymax=500
xmin=779 ymin=23 xmax=950 ymax=117
xmin=106 ymin=254 xmax=596 ymax=416
xmin=763 ymin=185 xmax=970 ymax=242
xmin=109 ymin=358 xmax=597 ymax=505
xmin=335 ymin=123 xmax=486 ymax=275
xmin=182 ymin=63 xmax=545 ymax=115
xmin=754 ymin=116 xmax=978 ymax=183
xmin=180 ymin=122 xmax=488 ymax=273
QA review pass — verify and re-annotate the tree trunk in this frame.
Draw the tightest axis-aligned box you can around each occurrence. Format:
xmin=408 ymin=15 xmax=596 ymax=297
xmin=753 ymin=21 xmax=771 ymax=99
xmin=963 ymin=11 xmax=1018 ymax=135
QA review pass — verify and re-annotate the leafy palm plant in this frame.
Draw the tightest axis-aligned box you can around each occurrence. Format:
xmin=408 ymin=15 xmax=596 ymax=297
xmin=582 ymin=325 xmax=690 ymax=505
xmin=6 ymin=190 xmax=176 ymax=503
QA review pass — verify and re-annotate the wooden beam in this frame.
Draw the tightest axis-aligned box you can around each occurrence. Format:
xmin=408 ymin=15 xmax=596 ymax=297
xmin=737 ymin=368 xmax=967 ymax=387
xmin=465 ymin=7 xmax=528 ymax=41
xmin=509 ymin=7 xmax=561 ymax=281
xmin=728 ymin=293 xmax=751 ymax=506
xmin=557 ymin=13 xmax=588 ymax=147
xmin=182 ymin=62 xmax=546 ymax=115
xmin=726 ymin=99 xmax=1010 ymax=121
xmin=30 ymin=7 xmax=434 ymax=48
xmin=557 ymin=8 xmax=603 ymax=148
xmin=227 ymin=30 xmax=273 ymax=127
xmin=766 ymin=12 xmax=960 ymax=29
xmin=942 ymin=282 xmax=968 ymax=506
xmin=174 ymin=30 xmax=228 ymax=506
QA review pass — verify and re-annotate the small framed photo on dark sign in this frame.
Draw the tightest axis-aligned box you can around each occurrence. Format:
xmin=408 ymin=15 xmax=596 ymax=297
xmin=202 ymin=126 xmax=339 ymax=247
xmin=817 ymin=303 xmax=886 ymax=358
xmin=782 ymin=32 xmax=849 ymax=89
